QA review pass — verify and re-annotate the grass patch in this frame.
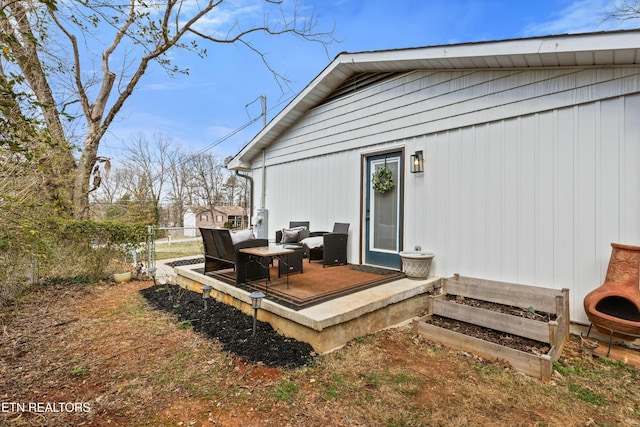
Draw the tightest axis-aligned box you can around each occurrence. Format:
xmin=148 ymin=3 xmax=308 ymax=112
xmin=274 ymin=380 xmax=298 ymax=402
xmin=567 ymin=381 xmax=605 ymax=406
xmin=323 ymin=373 xmax=348 ymax=400
xmin=365 ymin=372 xmax=380 ymax=387
xmin=598 ymin=357 xmax=640 ymax=379
xmin=177 ymin=320 xmax=192 ymax=329
xmin=69 ymin=366 xmax=88 ymax=376
xmin=154 ymin=239 xmax=203 ymax=260
xmin=553 ymin=359 xmax=588 ymax=377
xmin=3 ymin=284 xmax=640 ymax=427
xmin=390 ymin=371 xmax=422 ymax=397
xmin=110 ymin=299 xmax=147 ymax=317
xmin=353 ymin=334 xmax=376 ymax=344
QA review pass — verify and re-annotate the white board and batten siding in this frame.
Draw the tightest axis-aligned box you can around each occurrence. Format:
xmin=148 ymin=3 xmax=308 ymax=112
xmin=253 ymin=67 xmax=640 ymax=323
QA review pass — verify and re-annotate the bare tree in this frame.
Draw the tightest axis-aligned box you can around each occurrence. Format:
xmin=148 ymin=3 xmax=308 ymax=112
xmin=224 ymin=174 xmax=239 ymax=206
xmin=0 ymin=0 xmax=334 ymax=219
xmin=88 ymin=165 xmax=121 ymax=219
xmin=106 ymin=167 xmax=156 ymax=223
xmin=232 ymin=173 xmax=251 ymax=228
xmin=189 ymin=153 xmax=229 ymax=219
xmin=604 ymin=0 xmax=640 ymax=22
xmin=166 ymin=151 xmax=192 ymax=227
xmin=121 ymin=133 xmax=177 ymax=221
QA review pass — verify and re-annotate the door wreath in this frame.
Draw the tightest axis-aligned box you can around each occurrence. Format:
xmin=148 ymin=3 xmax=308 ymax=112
xmin=372 ymin=166 xmax=395 ymax=193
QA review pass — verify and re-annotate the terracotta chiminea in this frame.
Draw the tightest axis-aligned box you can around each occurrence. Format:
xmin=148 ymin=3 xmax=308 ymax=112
xmin=583 ymin=243 xmax=640 ymax=340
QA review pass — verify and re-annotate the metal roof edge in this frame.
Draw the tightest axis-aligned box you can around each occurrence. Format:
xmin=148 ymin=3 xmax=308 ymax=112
xmin=340 ymin=28 xmax=640 ymax=56
xmin=227 ymin=56 xmax=354 ymax=170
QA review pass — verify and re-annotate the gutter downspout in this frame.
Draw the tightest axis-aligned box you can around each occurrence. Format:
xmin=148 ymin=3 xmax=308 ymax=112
xmin=261 ymin=149 xmax=266 ymax=209
xmin=235 ymin=171 xmax=253 ymax=228
xmin=261 ymin=95 xmax=267 ymax=209
xmin=237 ymin=94 xmax=266 ymax=228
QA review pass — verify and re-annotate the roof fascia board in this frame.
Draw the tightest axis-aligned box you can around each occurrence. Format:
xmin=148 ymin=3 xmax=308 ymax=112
xmin=341 ymin=31 xmax=640 ymax=71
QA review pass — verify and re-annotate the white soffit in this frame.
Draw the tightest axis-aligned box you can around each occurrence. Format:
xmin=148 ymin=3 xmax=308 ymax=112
xmin=227 ymin=30 xmax=640 ymax=170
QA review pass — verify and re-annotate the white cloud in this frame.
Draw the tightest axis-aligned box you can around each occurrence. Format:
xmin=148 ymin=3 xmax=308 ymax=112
xmin=522 ymin=0 xmax=640 ymax=37
xmin=142 ymin=82 xmax=175 ymax=91
xmin=182 ymin=1 xmax=264 ymax=38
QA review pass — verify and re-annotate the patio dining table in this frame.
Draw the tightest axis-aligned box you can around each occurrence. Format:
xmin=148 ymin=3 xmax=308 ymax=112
xmin=239 ymin=245 xmax=295 ymax=295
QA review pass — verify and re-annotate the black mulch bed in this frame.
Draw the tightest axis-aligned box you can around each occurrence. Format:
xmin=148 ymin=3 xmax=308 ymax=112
xmin=139 ymin=284 xmax=316 ymax=368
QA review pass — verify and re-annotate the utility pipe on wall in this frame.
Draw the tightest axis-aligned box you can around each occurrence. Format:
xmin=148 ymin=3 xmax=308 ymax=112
xmin=260 ymin=95 xmax=267 ymax=209
xmin=235 ymin=171 xmax=253 ymax=227
xmin=261 ymin=149 xmax=266 ymax=209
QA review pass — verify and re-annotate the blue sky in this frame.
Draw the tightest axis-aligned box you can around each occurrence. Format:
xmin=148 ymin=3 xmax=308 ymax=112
xmin=99 ymin=0 xmax=640 ymax=162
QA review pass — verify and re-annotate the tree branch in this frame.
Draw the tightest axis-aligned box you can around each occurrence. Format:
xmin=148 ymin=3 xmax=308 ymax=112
xmin=602 ymin=0 xmax=640 ymax=23
xmin=48 ymin=10 xmax=91 ymax=122
xmin=99 ymin=1 xmax=219 ymax=135
xmin=186 ymin=3 xmax=335 ymax=91
xmin=93 ymin=0 xmax=136 ymax=124
xmin=4 ymin=1 xmax=67 ymax=147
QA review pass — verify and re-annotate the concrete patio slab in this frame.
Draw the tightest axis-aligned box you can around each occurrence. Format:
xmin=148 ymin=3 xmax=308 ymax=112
xmin=172 ymin=262 xmax=441 ymax=353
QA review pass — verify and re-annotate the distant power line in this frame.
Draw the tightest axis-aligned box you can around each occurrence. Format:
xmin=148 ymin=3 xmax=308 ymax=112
xmin=96 ymin=93 xmax=296 ymax=202
xmin=139 ymin=94 xmax=295 ymax=182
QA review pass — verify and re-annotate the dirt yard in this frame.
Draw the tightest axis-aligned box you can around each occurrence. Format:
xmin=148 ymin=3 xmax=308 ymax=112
xmin=1 ymin=278 xmax=639 ymax=426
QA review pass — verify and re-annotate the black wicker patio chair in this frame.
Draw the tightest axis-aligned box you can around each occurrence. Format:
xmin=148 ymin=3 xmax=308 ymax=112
xmin=302 ymin=223 xmax=350 ymax=267
xmin=199 ymin=227 xmax=269 ymax=284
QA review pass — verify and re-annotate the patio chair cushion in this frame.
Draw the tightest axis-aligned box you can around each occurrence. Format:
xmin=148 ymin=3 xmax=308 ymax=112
xmin=281 ymin=229 xmax=298 ymax=243
xmin=280 ymin=226 xmax=307 ymax=243
xmin=300 ymin=235 xmax=324 ymax=249
xmin=230 ymin=228 xmax=255 ymax=245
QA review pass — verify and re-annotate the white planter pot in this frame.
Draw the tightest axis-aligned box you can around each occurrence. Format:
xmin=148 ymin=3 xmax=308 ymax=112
xmin=114 ymin=271 xmax=132 ymax=283
xmin=399 ymin=251 xmax=435 ymax=278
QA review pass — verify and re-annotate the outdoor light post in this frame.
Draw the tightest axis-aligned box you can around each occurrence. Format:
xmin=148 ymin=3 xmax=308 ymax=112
xmin=201 ymin=285 xmax=213 ymax=311
xmin=249 ymin=291 xmax=266 ymax=336
xmin=147 ymin=267 xmax=157 ymax=286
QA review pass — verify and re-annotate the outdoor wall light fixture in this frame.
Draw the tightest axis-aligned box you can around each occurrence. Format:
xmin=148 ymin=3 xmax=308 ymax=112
xmin=147 ymin=267 xmax=157 ymax=286
xmin=410 ymin=150 xmax=424 ymax=173
xmin=201 ymin=285 xmax=213 ymax=310
xmin=249 ymin=291 xmax=266 ymax=336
